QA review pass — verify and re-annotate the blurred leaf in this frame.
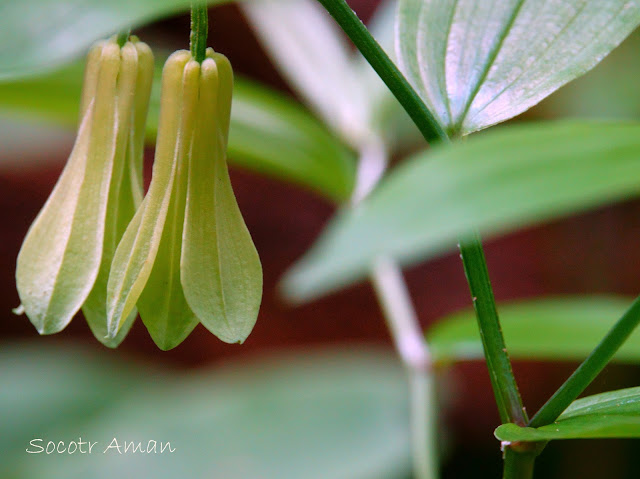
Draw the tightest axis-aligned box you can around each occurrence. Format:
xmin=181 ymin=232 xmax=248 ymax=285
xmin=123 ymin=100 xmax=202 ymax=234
xmin=0 ymin=60 xmax=355 ymax=201
xmin=283 ymin=121 xmax=640 ymax=301
xmin=495 ymin=387 xmax=640 ymax=441
xmin=0 ymin=0 xmax=231 ymax=80
xmin=241 ymin=0 xmax=370 ymax=147
xmin=229 ymin=80 xmax=356 ymax=201
xmin=427 ymin=296 xmax=640 ymax=364
xmin=1 ymin=343 xmax=410 ymax=479
xmin=396 ymin=0 xmax=640 ymax=135
xmin=0 ymin=342 xmax=155 ymax=464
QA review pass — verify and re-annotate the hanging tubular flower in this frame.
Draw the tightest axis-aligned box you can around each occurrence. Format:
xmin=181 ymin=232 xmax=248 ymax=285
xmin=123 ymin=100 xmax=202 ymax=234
xmin=15 ymin=37 xmax=154 ymax=346
xmin=106 ymin=49 xmax=263 ymax=350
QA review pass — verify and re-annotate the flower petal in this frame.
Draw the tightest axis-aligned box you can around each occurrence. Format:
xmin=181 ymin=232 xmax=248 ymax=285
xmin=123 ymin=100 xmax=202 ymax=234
xmin=106 ymin=51 xmax=198 ymax=347
xmin=16 ymin=43 xmax=121 ymax=334
xmin=182 ymin=55 xmax=263 ymax=344
xmin=83 ymin=41 xmax=153 ymax=347
xmin=137 ymin=60 xmax=201 ymax=350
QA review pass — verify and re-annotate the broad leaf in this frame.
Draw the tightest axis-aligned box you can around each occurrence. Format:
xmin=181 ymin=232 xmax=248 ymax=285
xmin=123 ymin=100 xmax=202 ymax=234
xmin=283 ymin=121 xmax=640 ymax=301
xmin=0 ymin=59 xmax=355 ymax=201
xmin=2 ymin=343 xmax=411 ymax=479
xmin=396 ymin=0 xmax=640 ymax=135
xmin=534 ymin=30 xmax=640 ymax=121
xmin=495 ymin=387 xmax=640 ymax=441
xmin=428 ymin=296 xmax=640 ymax=364
xmin=0 ymin=341 xmax=149 ymax=462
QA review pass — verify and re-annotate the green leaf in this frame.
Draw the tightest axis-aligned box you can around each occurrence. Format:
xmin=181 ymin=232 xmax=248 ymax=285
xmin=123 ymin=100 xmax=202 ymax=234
xmin=0 ymin=58 xmax=355 ymax=201
xmin=396 ymin=0 xmax=640 ymax=135
xmin=283 ymin=121 xmax=640 ymax=301
xmin=495 ymin=387 xmax=640 ymax=441
xmin=0 ymin=0 xmax=230 ymax=80
xmin=535 ymin=30 xmax=640 ymax=121
xmin=229 ymin=80 xmax=356 ymax=201
xmin=2 ymin=343 xmax=410 ymax=479
xmin=0 ymin=341 xmax=150 ymax=467
xmin=427 ymin=296 xmax=640 ymax=364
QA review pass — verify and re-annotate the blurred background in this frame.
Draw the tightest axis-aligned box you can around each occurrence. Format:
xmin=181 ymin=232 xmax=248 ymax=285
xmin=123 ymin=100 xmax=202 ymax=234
xmin=2 ymin=1 xmax=640 ymax=477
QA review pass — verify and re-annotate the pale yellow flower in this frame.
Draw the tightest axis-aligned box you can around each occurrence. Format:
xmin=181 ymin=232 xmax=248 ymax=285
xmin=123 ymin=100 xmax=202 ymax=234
xmin=15 ymin=37 xmax=153 ymax=347
xmin=107 ymin=49 xmax=262 ymax=350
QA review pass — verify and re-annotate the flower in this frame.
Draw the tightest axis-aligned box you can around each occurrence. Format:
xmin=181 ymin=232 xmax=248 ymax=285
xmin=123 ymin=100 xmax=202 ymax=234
xmin=106 ymin=49 xmax=262 ymax=350
xmin=15 ymin=37 xmax=154 ymax=346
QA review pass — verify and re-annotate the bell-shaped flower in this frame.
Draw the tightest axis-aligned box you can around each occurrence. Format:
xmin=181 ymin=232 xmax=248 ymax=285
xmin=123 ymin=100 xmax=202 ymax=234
xmin=15 ymin=37 xmax=154 ymax=347
xmin=106 ymin=49 xmax=262 ymax=350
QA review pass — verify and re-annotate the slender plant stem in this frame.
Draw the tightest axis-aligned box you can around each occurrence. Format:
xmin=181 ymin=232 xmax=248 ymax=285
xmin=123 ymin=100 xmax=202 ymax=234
xmin=353 ymin=143 xmax=436 ymax=479
xmin=190 ymin=3 xmax=208 ymax=63
xmin=502 ymin=448 xmax=536 ymax=479
xmin=371 ymin=258 xmax=437 ymax=479
xmin=317 ymin=0 xmax=531 ymax=475
xmin=316 ymin=0 xmax=525 ymax=423
xmin=410 ymin=365 xmax=438 ymax=479
xmin=529 ymin=295 xmax=640 ymax=427
xmin=371 ymin=257 xmax=430 ymax=373
xmin=315 ymin=0 xmax=448 ymax=145
xmin=459 ymin=232 xmax=527 ymax=425
xmin=116 ymin=29 xmax=131 ymax=47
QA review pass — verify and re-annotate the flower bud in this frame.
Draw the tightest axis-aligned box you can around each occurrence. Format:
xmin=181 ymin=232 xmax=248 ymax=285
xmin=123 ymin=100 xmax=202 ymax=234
xmin=15 ymin=37 xmax=154 ymax=346
xmin=107 ymin=49 xmax=262 ymax=350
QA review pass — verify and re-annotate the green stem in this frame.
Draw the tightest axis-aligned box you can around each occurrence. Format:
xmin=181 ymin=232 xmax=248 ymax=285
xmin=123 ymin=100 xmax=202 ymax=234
xmin=116 ymin=29 xmax=131 ymax=47
xmin=190 ymin=3 xmax=208 ymax=63
xmin=529 ymin=295 xmax=640 ymax=427
xmin=502 ymin=447 xmax=536 ymax=479
xmin=459 ymin=232 xmax=527 ymax=425
xmin=315 ymin=0 xmax=448 ymax=145
xmin=318 ymin=0 xmax=529 ymax=472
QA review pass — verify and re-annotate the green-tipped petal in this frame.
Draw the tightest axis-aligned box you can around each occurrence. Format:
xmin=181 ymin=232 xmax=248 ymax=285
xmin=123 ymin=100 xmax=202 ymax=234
xmin=16 ymin=43 xmax=121 ymax=334
xmin=182 ymin=55 xmax=263 ymax=344
xmin=106 ymin=51 xmax=195 ymax=344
